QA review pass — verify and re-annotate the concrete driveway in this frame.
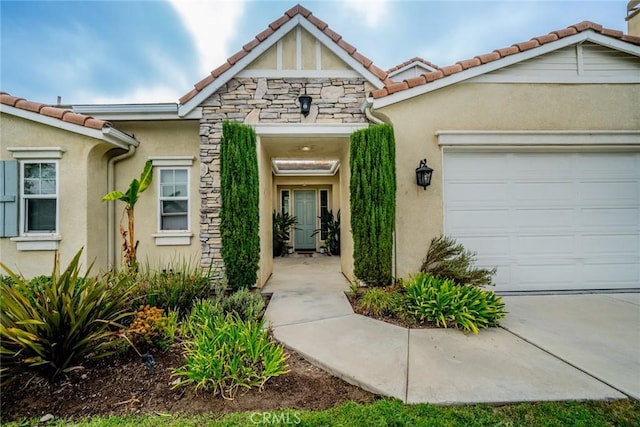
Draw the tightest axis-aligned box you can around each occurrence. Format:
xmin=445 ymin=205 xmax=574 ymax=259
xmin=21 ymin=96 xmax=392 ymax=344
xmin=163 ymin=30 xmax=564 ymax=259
xmin=264 ymin=256 xmax=639 ymax=403
xmin=500 ymin=293 xmax=640 ymax=400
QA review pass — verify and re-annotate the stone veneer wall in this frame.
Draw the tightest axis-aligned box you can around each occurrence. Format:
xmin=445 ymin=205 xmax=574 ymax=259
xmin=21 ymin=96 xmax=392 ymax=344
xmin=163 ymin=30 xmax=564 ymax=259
xmin=199 ymin=77 xmax=372 ymax=275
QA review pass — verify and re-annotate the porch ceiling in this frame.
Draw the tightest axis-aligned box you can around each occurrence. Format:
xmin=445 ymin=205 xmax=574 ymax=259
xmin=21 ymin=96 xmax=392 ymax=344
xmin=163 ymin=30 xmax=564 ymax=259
xmin=261 ymin=136 xmax=348 ymax=159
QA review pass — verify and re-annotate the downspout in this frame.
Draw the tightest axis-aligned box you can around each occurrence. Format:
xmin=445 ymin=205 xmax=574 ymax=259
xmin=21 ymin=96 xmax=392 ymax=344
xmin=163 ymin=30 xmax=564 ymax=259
xmin=106 ymin=145 xmax=136 ymax=269
xmin=361 ymin=98 xmax=398 ymax=281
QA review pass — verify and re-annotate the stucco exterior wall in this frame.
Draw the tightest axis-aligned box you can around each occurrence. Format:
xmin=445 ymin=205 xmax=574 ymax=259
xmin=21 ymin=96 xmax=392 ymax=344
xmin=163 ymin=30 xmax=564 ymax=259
xmin=257 ymin=138 xmax=273 ymax=287
xmin=1 ymin=114 xmax=113 ymax=277
xmin=379 ymin=83 xmax=640 ymax=279
xmin=199 ymin=77 xmax=368 ymax=281
xmin=109 ymin=120 xmax=201 ymax=271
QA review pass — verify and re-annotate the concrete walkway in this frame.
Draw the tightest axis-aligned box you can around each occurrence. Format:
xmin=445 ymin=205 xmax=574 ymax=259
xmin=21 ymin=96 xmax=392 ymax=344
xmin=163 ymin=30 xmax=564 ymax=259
xmin=263 ymin=256 xmax=638 ymax=404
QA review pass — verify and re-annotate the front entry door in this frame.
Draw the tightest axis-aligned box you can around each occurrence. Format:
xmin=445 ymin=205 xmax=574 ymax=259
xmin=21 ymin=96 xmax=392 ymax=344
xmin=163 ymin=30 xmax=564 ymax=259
xmin=294 ymin=190 xmax=316 ymax=250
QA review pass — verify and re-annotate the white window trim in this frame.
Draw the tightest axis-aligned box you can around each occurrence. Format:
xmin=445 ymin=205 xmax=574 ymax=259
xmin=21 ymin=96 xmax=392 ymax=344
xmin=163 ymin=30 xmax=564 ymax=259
xmin=155 ymin=164 xmax=192 ymax=246
xmin=19 ymin=160 xmax=59 ymax=235
xmin=10 ymin=235 xmax=61 ymax=251
xmin=7 ymin=147 xmax=65 ymax=159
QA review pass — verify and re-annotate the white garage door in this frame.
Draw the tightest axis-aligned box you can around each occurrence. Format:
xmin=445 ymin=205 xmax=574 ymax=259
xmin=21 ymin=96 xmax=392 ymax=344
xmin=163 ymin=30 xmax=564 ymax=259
xmin=443 ymin=151 xmax=640 ymax=292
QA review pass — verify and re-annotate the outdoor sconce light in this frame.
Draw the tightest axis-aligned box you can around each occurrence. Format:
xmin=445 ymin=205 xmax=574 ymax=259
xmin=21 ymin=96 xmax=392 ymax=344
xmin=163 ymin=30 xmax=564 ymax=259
xmin=299 ymin=94 xmax=312 ymax=117
xmin=416 ymin=159 xmax=434 ymax=190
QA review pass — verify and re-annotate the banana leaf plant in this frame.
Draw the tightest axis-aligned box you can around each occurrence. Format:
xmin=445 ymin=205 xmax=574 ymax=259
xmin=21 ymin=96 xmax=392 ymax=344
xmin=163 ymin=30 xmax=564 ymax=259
xmin=102 ymin=160 xmax=153 ymax=270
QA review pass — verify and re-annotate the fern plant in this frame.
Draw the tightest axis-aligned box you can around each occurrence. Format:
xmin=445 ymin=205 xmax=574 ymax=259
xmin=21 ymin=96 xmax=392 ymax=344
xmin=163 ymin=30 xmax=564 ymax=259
xmin=421 ymin=235 xmax=496 ymax=287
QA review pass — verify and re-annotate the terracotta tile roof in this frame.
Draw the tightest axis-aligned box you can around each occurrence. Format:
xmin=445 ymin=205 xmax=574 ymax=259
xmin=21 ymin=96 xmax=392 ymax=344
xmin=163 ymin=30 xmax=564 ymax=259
xmin=387 ymin=57 xmax=440 ymax=74
xmin=372 ymin=21 xmax=640 ymax=99
xmin=1 ymin=92 xmax=111 ymax=130
xmin=179 ymin=4 xmax=390 ymax=105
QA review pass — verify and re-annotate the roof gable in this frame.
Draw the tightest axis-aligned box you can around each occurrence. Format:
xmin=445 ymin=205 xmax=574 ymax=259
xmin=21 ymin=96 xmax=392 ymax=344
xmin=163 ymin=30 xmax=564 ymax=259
xmin=178 ymin=4 xmax=389 ymax=117
xmin=470 ymin=41 xmax=640 ymax=83
xmin=372 ymin=21 xmax=640 ymax=108
xmin=387 ymin=57 xmax=440 ymax=81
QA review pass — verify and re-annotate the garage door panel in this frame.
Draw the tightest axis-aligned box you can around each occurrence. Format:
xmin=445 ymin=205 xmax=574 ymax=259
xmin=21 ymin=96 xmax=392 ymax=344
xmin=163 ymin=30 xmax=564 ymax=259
xmin=582 ymin=234 xmax=639 ymax=254
xmin=510 ymin=154 xmax=573 ymax=178
xmin=515 ymin=208 xmax=575 ymax=228
xmin=444 ymin=150 xmax=640 ymax=291
xmin=516 ymin=235 xmax=575 ymax=256
xmin=581 ymin=208 xmax=639 ymax=227
xmin=581 ymin=181 xmax=638 ymax=202
xmin=446 ymin=209 xmax=509 ymax=230
xmin=514 ymin=264 xmax=576 ymax=287
xmin=576 ymin=153 xmax=640 ymax=176
xmin=446 ymin=182 xmax=508 ymax=202
xmin=582 ymin=261 xmax=639 ymax=283
xmin=455 ymin=236 xmax=511 ymax=255
xmin=513 ymin=181 xmax=575 ymax=202
xmin=443 ymin=153 xmax=507 ymax=178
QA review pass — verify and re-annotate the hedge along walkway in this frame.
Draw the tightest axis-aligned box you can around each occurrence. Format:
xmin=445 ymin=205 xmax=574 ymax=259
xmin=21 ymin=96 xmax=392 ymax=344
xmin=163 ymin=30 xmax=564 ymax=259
xmin=262 ymin=256 xmax=626 ymax=404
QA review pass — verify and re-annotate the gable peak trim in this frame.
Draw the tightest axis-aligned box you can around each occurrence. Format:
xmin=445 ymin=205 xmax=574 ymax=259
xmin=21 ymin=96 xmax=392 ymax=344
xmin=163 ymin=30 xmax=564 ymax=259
xmin=178 ymin=4 xmax=388 ymax=108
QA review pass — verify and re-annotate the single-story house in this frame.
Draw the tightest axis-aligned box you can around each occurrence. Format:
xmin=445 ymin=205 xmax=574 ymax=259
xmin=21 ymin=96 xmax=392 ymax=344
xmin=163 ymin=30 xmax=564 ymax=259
xmin=1 ymin=4 xmax=639 ymax=292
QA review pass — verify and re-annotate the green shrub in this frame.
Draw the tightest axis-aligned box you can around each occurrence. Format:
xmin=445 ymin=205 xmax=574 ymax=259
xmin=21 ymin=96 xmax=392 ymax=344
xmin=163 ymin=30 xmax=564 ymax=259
xmin=220 ymin=121 xmax=260 ymax=290
xmin=350 ymin=124 xmax=396 ymax=286
xmin=358 ymin=288 xmax=394 ymax=317
xmin=221 ymin=288 xmax=265 ymax=322
xmin=133 ymin=260 xmax=215 ymax=315
xmin=0 ymin=250 xmax=134 ymax=378
xmin=398 ymin=273 xmax=505 ymax=334
xmin=421 ymin=235 xmax=496 ymax=287
xmin=173 ymin=300 xmax=288 ymax=399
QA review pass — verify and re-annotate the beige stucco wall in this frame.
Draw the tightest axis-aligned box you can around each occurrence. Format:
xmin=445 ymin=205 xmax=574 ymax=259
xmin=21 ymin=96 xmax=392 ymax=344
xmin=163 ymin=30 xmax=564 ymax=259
xmin=338 ymin=149 xmax=353 ymax=282
xmin=1 ymin=113 xmax=114 ymax=277
xmin=258 ymin=139 xmax=273 ymax=287
xmin=379 ymin=83 xmax=640 ymax=280
xmin=109 ymin=120 xmax=201 ymax=271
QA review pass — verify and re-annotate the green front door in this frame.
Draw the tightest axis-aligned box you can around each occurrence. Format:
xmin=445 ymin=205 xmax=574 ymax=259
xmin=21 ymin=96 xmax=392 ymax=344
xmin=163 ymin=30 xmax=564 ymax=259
xmin=294 ymin=190 xmax=316 ymax=250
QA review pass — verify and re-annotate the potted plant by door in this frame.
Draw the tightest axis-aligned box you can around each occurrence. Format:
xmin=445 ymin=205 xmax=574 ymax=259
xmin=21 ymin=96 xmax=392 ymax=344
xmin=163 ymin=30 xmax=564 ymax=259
xmin=273 ymin=211 xmax=298 ymax=257
xmin=312 ymin=210 xmax=340 ymax=256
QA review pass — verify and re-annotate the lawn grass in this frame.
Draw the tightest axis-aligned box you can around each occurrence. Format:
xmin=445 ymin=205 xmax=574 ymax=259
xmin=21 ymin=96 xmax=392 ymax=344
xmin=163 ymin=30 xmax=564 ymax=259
xmin=5 ymin=399 xmax=639 ymax=427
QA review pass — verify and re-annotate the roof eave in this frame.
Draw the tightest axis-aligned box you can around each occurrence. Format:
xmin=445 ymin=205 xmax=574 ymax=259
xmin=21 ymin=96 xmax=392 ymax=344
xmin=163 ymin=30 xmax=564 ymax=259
xmin=73 ymin=103 xmax=202 ymax=121
xmin=1 ymin=104 xmax=138 ymax=149
xmin=373 ymin=31 xmax=640 ymax=109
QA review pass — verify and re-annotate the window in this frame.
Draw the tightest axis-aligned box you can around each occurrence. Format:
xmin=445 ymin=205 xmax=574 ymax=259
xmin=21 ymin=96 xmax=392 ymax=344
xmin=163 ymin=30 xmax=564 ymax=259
xmin=281 ymin=190 xmax=290 ymax=215
xmin=319 ymin=189 xmax=329 ymax=240
xmin=159 ymin=168 xmax=189 ymax=231
xmin=21 ymin=161 xmax=57 ymax=233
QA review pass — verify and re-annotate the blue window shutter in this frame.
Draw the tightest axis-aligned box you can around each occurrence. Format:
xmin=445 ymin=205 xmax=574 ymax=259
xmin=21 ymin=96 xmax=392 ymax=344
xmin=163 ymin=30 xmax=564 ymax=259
xmin=1 ymin=160 xmax=19 ymax=237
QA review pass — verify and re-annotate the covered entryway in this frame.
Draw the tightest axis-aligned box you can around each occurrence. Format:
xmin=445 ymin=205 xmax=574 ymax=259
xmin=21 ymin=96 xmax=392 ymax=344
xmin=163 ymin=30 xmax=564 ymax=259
xmin=443 ymin=150 xmax=640 ymax=292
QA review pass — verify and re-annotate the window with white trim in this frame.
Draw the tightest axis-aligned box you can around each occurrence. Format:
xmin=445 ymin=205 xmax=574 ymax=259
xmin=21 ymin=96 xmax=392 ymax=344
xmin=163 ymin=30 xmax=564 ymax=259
xmin=319 ymin=189 xmax=329 ymax=240
xmin=158 ymin=168 xmax=189 ymax=231
xmin=20 ymin=161 xmax=58 ymax=234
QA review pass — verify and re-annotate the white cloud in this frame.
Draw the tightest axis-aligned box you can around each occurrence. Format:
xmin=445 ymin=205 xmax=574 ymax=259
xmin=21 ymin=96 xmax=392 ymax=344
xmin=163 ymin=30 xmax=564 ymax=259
xmin=341 ymin=0 xmax=390 ymax=28
xmin=168 ymin=0 xmax=247 ymax=75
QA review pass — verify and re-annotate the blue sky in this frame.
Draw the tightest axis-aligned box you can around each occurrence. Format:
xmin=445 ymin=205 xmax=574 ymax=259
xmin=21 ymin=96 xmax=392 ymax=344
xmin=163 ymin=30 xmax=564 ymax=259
xmin=0 ymin=1 xmax=629 ymax=105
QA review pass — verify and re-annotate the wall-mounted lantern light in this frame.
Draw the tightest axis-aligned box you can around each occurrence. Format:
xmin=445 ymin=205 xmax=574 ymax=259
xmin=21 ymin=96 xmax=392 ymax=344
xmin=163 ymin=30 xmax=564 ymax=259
xmin=299 ymin=94 xmax=312 ymax=117
xmin=416 ymin=159 xmax=433 ymax=190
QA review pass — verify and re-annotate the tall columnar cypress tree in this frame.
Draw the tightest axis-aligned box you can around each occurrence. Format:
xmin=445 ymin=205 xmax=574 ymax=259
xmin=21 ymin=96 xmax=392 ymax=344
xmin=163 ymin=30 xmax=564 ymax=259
xmin=350 ymin=124 xmax=396 ymax=286
xmin=220 ymin=121 xmax=260 ymax=289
